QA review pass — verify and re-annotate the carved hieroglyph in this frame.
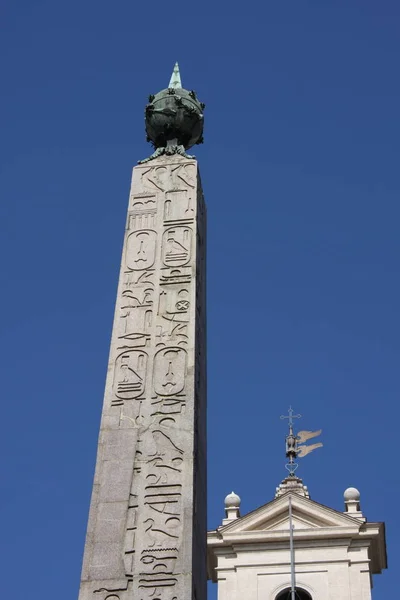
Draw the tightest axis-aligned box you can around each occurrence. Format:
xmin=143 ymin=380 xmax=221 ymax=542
xmin=78 ymin=157 xmax=207 ymax=600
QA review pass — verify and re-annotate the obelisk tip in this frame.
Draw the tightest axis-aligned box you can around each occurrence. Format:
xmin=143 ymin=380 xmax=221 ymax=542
xmin=169 ymin=62 xmax=182 ymax=89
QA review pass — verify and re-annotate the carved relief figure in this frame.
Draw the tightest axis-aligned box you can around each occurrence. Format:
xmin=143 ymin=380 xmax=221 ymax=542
xmin=126 ymin=230 xmax=157 ymax=271
xmin=160 ymin=268 xmax=191 ymax=286
xmin=170 ymin=162 xmax=196 ymax=189
xmin=164 ymin=191 xmax=194 ymax=222
xmin=113 ymin=350 xmax=147 ymax=400
xmin=93 ymin=579 xmax=131 ymax=600
xmin=156 ymin=322 xmax=188 ymax=348
xmin=139 ymin=549 xmax=178 ymax=590
xmin=153 ymin=348 xmax=187 ymax=396
xmin=123 ymin=270 xmax=154 ymax=290
xmin=144 ymin=481 xmax=182 ymax=517
xmin=145 ymin=429 xmax=184 ymax=492
xmin=120 ymin=284 xmax=153 ymax=346
xmin=158 ymin=287 xmax=190 ymax=323
xmin=141 ymin=166 xmax=168 ymax=192
xmin=120 ymin=309 xmax=152 ymax=347
xmin=129 ymin=197 xmax=157 ymax=230
xmin=151 ymin=397 xmax=186 ymax=428
xmin=143 ymin=516 xmax=180 ymax=546
xmin=122 ymin=287 xmax=153 ymax=308
xmin=162 ymin=227 xmax=191 ymax=267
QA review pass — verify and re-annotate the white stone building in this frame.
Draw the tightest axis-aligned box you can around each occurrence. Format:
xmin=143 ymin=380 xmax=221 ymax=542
xmin=207 ymin=477 xmax=387 ymax=600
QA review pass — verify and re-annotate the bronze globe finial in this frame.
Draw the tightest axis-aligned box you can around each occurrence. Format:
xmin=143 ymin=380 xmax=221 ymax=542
xmin=139 ymin=63 xmax=205 ymax=163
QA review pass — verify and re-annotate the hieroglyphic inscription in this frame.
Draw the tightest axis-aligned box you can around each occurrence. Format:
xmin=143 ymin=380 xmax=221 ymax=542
xmin=139 ymin=549 xmax=178 ymax=589
xmin=113 ymin=350 xmax=147 ymax=403
xmin=94 ymin=579 xmax=131 ymax=600
xmin=119 ymin=271 xmax=154 ymax=349
xmin=129 ymin=195 xmax=157 ymax=230
xmin=158 ymin=286 xmax=190 ymax=323
xmin=79 ymin=158 xmax=206 ymax=600
xmin=153 ymin=347 xmax=187 ymax=396
xmin=126 ymin=230 xmax=157 ymax=271
xmin=131 ymin=426 xmax=184 ymax=600
xmin=162 ymin=226 xmax=192 ymax=267
xmin=125 ymin=161 xmax=196 ymax=600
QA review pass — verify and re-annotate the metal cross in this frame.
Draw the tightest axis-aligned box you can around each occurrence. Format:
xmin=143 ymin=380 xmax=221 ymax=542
xmin=280 ymin=406 xmax=301 ymax=431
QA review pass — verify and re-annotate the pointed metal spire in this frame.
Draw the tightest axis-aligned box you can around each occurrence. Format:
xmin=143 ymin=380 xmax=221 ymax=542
xmin=169 ymin=62 xmax=182 ymax=89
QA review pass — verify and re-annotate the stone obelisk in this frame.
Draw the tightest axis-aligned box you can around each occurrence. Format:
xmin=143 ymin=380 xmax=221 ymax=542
xmin=78 ymin=64 xmax=207 ymax=600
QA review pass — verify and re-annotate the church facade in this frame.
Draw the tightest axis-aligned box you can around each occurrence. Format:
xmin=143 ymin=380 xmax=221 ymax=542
xmin=207 ymin=480 xmax=387 ymax=599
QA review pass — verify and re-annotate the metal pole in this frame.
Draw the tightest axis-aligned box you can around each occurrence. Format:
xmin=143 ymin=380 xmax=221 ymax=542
xmin=289 ymin=495 xmax=296 ymax=600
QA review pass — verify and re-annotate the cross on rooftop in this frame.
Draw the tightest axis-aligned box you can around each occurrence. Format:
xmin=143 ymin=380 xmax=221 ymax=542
xmin=280 ymin=406 xmax=302 ymax=432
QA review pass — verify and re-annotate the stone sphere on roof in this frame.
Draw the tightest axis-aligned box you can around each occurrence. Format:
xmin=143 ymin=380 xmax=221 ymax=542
xmin=344 ymin=487 xmax=360 ymax=501
xmin=224 ymin=491 xmax=241 ymax=508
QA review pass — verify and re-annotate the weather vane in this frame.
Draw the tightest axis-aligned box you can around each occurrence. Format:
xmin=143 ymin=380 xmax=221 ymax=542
xmin=280 ymin=406 xmax=323 ymax=476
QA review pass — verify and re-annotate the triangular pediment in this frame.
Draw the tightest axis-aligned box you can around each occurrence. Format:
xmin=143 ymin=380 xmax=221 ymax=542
xmin=261 ymin=508 xmax=325 ymax=531
xmin=220 ymin=493 xmax=361 ymax=535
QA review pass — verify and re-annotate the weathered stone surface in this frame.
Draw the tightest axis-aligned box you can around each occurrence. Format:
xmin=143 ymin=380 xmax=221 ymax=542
xmin=79 ymin=156 xmax=207 ymax=600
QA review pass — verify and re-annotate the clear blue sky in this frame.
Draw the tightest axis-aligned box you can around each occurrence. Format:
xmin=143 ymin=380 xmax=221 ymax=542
xmin=1 ymin=1 xmax=399 ymax=598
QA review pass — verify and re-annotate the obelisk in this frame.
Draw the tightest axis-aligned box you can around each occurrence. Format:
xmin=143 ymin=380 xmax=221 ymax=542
xmin=78 ymin=64 xmax=207 ymax=600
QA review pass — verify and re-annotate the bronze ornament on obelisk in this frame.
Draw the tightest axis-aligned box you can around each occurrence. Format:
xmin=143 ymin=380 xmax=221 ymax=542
xmin=78 ymin=64 xmax=207 ymax=600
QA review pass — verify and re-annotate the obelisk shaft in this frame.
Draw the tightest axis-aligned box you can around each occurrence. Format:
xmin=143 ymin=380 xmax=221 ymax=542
xmin=78 ymin=156 xmax=207 ymax=600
